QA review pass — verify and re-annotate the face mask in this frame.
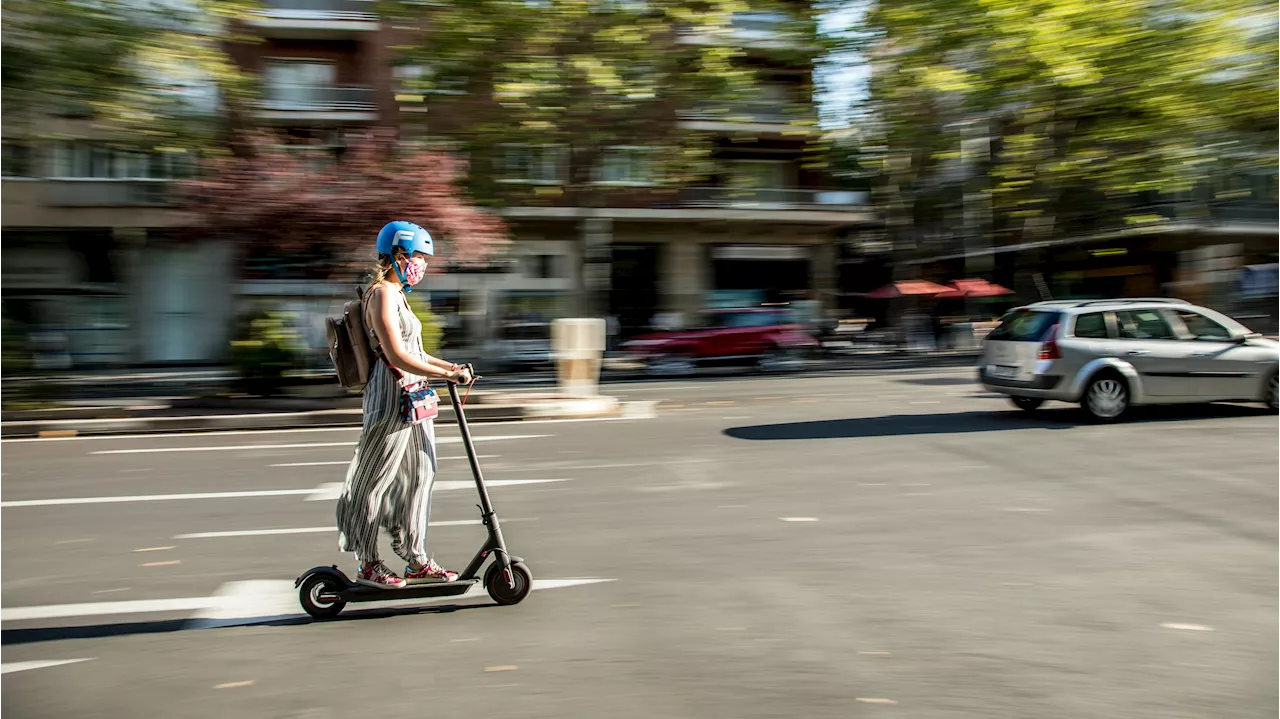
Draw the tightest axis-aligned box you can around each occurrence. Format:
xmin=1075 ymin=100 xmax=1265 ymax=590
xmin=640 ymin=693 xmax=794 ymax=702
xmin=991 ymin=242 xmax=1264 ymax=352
xmin=401 ymin=257 xmax=426 ymax=287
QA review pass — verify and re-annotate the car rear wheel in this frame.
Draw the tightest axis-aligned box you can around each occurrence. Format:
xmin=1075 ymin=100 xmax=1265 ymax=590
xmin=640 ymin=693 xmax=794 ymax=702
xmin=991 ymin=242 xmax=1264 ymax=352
xmin=756 ymin=347 xmax=805 ymax=373
xmin=1265 ymin=371 xmax=1278 ymax=412
xmin=649 ymin=353 xmax=695 ymax=377
xmin=1082 ymin=372 xmax=1129 ymax=423
xmin=1009 ymin=396 xmax=1044 ymax=412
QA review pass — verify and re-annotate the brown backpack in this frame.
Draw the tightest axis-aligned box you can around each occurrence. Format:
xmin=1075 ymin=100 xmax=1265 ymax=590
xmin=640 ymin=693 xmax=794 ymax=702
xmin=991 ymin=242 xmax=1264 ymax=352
xmin=326 ymin=287 xmax=376 ymax=390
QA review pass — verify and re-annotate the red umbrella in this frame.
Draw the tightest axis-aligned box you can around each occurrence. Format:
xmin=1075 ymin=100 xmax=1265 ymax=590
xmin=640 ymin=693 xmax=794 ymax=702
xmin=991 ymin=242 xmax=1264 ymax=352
xmin=936 ymin=278 xmax=1014 ymax=299
xmin=862 ymin=280 xmax=952 ymax=299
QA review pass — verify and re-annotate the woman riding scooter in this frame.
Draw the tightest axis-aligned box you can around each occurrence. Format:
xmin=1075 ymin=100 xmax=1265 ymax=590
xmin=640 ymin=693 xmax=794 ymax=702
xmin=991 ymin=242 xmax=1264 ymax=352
xmin=335 ymin=221 xmax=473 ymax=589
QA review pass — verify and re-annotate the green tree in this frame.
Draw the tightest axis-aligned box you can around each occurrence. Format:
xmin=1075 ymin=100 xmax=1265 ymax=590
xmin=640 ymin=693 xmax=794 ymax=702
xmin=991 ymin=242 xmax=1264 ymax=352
xmin=2 ymin=0 xmax=259 ymax=155
xmin=830 ymin=0 xmax=1277 ymax=257
xmin=383 ymin=0 xmax=821 ymax=206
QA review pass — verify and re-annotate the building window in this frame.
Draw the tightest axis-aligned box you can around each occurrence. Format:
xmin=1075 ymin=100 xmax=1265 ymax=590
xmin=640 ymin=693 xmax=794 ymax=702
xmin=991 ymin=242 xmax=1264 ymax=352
xmin=263 ymin=60 xmax=336 ymax=104
xmin=523 ymin=254 xmax=564 ymax=279
xmin=47 ymin=142 xmax=194 ymax=180
xmin=2 ymin=142 xmax=32 ymax=177
xmin=727 ymin=160 xmax=792 ymax=189
xmin=498 ymin=144 xmax=566 ymax=184
xmin=596 ymin=147 xmax=655 ymax=186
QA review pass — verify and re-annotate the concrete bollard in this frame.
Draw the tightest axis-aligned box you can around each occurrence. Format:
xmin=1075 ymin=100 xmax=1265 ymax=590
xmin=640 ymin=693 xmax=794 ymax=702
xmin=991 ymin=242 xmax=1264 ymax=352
xmin=552 ymin=318 xmax=606 ymax=397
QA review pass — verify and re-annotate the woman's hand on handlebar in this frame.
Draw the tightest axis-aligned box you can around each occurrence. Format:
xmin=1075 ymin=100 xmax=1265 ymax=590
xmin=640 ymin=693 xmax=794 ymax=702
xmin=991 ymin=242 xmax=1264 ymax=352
xmin=448 ymin=366 xmax=473 ymax=385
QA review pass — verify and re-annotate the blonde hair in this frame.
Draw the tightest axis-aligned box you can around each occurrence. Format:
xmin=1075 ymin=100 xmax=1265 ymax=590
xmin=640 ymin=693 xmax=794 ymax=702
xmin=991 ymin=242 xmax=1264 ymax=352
xmin=369 ymin=247 xmax=408 ymax=287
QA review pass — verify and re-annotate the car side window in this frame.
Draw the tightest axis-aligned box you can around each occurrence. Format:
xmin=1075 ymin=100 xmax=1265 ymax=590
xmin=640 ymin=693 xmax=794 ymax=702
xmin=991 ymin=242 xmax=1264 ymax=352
xmin=1115 ymin=310 xmax=1177 ymax=340
xmin=1072 ymin=312 xmax=1108 ymax=339
xmin=1175 ymin=310 xmax=1232 ymax=340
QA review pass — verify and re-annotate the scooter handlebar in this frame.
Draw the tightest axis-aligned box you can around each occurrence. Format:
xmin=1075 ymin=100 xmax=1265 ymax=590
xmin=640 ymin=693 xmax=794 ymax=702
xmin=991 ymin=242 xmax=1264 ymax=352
xmin=446 ymin=363 xmax=480 ymax=386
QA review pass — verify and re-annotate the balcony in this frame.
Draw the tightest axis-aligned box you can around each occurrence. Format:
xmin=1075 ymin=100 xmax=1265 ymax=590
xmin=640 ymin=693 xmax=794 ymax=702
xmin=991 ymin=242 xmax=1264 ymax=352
xmin=249 ymin=0 xmax=379 ymax=38
xmin=677 ymin=101 xmax=817 ymax=134
xmin=680 ymin=188 xmax=871 ymax=210
xmin=255 ymin=85 xmax=378 ymax=122
xmin=43 ymin=179 xmax=175 ymax=207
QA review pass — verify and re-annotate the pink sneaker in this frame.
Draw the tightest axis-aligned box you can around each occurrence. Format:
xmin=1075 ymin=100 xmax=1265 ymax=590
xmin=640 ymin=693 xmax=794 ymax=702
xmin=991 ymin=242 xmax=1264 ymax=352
xmin=404 ymin=559 xmax=459 ymax=585
xmin=356 ymin=562 xmax=406 ymax=589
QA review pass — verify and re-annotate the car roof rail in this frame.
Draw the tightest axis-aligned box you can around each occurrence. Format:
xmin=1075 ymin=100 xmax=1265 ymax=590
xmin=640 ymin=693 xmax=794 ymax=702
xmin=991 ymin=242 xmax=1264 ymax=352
xmin=1073 ymin=297 xmax=1190 ymax=308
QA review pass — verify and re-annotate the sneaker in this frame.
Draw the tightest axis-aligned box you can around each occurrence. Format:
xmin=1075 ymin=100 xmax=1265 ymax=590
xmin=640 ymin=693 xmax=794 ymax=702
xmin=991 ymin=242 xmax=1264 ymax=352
xmin=356 ymin=562 xmax=406 ymax=590
xmin=404 ymin=559 xmax=459 ymax=585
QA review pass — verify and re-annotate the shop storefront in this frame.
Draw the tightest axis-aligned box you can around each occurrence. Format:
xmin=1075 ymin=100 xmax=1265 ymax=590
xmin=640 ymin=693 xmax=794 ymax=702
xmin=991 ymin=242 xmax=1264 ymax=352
xmin=709 ymin=244 xmax=812 ymax=304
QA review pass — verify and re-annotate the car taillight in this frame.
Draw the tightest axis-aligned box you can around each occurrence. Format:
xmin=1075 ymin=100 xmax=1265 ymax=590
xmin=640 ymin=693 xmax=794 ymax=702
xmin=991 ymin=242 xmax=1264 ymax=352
xmin=1038 ymin=325 xmax=1060 ymax=360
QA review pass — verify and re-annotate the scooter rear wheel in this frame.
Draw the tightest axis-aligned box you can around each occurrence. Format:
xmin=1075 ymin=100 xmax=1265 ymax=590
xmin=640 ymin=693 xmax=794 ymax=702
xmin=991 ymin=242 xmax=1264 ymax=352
xmin=299 ymin=574 xmax=347 ymax=619
xmin=484 ymin=561 xmax=532 ymax=606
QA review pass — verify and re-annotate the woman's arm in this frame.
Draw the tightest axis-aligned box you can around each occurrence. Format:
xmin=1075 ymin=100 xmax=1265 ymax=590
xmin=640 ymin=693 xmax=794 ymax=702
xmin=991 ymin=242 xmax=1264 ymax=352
xmin=368 ymin=285 xmax=462 ymax=381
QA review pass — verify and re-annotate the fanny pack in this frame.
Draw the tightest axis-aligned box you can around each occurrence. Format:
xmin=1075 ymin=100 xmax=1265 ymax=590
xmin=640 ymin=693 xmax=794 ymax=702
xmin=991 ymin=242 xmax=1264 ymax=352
xmin=398 ymin=380 xmax=438 ymax=424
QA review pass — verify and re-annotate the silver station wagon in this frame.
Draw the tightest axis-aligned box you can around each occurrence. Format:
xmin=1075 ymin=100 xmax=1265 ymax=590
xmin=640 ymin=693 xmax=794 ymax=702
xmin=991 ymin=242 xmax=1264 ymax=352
xmin=978 ymin=298 xmax=1279 ymax=421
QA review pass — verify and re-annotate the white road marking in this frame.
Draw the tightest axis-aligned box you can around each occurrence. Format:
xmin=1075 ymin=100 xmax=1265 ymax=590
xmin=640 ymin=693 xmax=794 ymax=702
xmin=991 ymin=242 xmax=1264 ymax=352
xmin=90 ymin=435 xmax=548 ymax=455
xmin=270 ymin=455 xmax=496 ymax=467
xmin=779 ymin=517 xmax=819 ymax=522
xmin=1 ymin=658 xmax=95 ymax=674
xmin=1161 ymin=623 xmax=1215 ymax=632
xmin=5 ymin=479 xmax=569 ymax=509
xmin=433 ymin=478 xmax=567 ymax=492
xmin=132 ymin=546 xmax=175 ymax=553
xmin=175 ymin=518 xmax=498 ymax=539
xmin=215 ymin=681 xmax=255 ymax=689
xmin=5 ymin=578 xmax=616 ymax=625
xmin=4 ymin=413 xmax=648 ymax=444
xmin=3 ymin=489 xmax=315 ymax=508
xmin=2 ymin=598 xmax=218 ymax=622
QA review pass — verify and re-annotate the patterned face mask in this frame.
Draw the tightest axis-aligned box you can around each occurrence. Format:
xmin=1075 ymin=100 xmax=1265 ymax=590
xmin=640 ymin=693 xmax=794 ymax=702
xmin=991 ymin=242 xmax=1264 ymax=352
xmin=402 ymin=257 xmax=427 ymax=286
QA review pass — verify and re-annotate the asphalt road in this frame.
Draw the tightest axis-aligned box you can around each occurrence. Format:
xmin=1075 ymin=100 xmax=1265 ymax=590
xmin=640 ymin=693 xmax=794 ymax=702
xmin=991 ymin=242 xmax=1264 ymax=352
xmin=2 ymin=368 xmax=1277 ymax=719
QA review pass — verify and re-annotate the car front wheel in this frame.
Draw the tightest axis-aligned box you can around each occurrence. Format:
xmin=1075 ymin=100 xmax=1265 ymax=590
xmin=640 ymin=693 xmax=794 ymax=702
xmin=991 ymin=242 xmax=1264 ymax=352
xmin=1082 ymin=373 xmax=1129 ymax=423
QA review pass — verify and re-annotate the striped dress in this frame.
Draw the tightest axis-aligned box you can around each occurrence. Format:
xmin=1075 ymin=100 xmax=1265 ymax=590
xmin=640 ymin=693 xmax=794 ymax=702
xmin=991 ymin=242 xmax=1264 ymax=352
xmin=335 ymin=289 xmax=438 ymax=566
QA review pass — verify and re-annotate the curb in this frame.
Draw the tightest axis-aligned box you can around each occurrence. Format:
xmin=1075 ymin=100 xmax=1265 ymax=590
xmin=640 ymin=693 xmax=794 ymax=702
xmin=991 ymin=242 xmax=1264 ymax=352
xmin=1 ymin=397 xmax=633 ymax=439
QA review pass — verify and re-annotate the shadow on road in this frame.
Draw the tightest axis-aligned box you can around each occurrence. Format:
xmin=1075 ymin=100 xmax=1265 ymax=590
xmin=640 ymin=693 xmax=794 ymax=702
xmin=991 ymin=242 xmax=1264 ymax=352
xmin=724 ymin=404 xmax=1272 ymax=441
xmin=1 ymin=603 xmax=493 ymax=646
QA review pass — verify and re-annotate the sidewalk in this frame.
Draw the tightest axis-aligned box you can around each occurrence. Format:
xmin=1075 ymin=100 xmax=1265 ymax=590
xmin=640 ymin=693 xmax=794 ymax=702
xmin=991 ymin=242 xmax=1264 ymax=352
xmin=0 ymin=350 xmax=979 ymax=438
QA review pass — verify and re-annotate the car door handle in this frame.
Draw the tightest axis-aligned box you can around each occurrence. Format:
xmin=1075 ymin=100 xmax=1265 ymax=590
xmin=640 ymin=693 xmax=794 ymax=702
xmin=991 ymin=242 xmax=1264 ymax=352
xmin=1127 ymin=350 xmax=1149 ymax=357
xmin=1190 ymin=352 xmax=1213 ymax=357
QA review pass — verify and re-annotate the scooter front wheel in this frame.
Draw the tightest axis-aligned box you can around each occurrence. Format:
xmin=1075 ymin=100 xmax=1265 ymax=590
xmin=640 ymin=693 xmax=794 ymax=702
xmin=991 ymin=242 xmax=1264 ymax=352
xmin=299 ymin=574 xmax=347 ymax=619
xmin=484 ymin=561 xmax=532 ymax=606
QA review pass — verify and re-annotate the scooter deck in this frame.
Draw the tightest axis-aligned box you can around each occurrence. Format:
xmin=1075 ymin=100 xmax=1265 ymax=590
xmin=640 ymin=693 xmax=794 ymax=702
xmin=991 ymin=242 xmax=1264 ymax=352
xmin=340 ymin=578 xmax=479 ymax=603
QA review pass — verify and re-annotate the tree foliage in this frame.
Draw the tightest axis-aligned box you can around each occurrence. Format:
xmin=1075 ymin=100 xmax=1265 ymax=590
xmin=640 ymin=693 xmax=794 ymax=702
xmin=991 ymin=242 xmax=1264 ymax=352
xmin=179 ymin=130 xmax=509 ymax=278
xmin=384 ymin=0 xmax=820 ymax=204
xmin=2 ymin=0 xmax=258 ymax=151
xmin=833 ymin=0 xmax=1277 ymax=250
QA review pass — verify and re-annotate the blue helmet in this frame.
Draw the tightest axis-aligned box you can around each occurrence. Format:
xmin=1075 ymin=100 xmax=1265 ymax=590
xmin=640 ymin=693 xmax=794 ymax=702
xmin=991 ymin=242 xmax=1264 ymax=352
xmin=376 ymin=221 xmax=433 ymax=257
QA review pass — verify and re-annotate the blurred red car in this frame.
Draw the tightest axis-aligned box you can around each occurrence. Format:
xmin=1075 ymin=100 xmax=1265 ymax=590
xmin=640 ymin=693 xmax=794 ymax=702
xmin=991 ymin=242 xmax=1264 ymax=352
xmin=621 ymin=308 xmax=818 ymax=376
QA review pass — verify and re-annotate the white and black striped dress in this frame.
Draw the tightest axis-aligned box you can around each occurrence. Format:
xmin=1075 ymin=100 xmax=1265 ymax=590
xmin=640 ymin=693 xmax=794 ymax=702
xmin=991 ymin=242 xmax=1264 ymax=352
xmin=335 ymin=291 xmax=438 ymax=566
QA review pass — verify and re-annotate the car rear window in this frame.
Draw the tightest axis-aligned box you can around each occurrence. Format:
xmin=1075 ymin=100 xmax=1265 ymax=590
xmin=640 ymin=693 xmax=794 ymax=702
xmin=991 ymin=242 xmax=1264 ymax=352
xmin=1072 ymin=312 xmax=1108 ymax=339
xmin=988 ymin=310 xmax=1060 ymax=342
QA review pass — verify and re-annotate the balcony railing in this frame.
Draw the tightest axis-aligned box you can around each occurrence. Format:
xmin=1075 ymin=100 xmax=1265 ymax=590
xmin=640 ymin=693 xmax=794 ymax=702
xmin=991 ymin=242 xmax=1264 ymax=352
xmin=42 ymin=180 xmax=174 ymax=207
xmin=260 ymin=0 xmax=377 ymax=19
xmin=259 ymin=85 xmax=376 ymax=112
xmin=680 ymin=188 xmax=871 ymax=210
xmin=678 ymin=102 xmax=814 ymax=126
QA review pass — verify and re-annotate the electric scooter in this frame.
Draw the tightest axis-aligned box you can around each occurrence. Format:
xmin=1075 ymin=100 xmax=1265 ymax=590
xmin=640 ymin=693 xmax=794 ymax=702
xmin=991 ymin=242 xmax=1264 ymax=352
xmin=295 ymin=366 xmax=532 ymax=619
